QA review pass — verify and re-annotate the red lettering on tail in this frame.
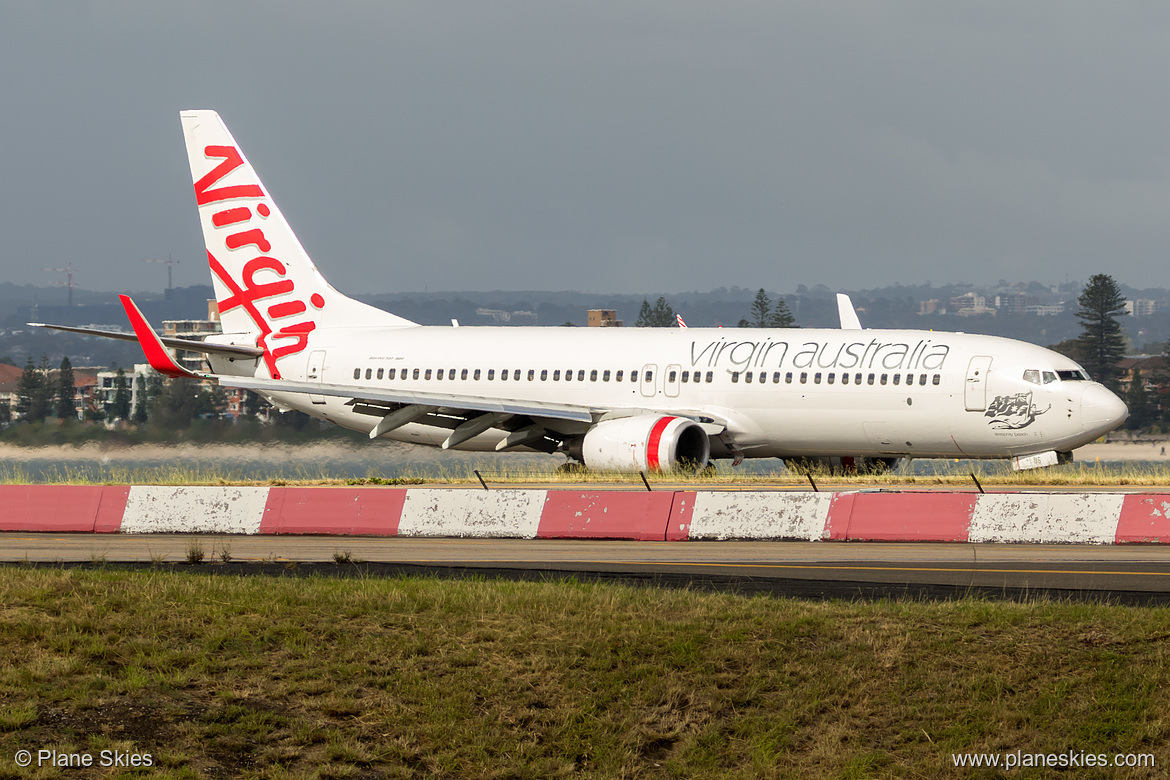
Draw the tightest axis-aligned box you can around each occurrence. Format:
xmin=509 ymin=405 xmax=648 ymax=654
xmin=195 ymin=145 xmax=264 ymax=205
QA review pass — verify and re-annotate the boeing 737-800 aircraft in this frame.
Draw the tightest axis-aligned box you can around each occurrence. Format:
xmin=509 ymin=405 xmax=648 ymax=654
xmin=37 ymin=111 xmax=1128 ymax=472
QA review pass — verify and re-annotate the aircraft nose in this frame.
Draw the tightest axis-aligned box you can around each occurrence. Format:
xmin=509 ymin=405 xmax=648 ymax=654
xmin=1081 ymin=383 xmax=1128 ymax=434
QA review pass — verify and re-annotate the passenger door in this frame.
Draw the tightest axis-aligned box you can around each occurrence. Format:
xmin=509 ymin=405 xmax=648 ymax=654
xmin=306 ymin=350 xmax=327 ymax=405
xmin=964 ymin=355 xmax=993 ymax=412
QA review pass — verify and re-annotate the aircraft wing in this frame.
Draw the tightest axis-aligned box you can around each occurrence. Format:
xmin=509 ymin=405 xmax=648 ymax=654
xmin=28 ymin=322 xmax=265 ymax=360
xmin=217 ymin=374 xmax=599 ymax=423
xmin=218 ymin=374 xmax=727 ymax=451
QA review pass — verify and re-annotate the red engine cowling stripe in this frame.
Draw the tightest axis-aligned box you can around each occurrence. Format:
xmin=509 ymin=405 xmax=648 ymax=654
xmin=646 ymin=416 xmax=677 ymax=472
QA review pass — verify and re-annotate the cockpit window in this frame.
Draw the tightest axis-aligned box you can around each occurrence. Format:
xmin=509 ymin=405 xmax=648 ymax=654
xmin=1057 ymin=370 xmax=1088 ymax=381
xmin=1042 ymin=371 xmax=1057 ymax=384
xmin=1022 ymin=369 xmax=1040 ymax=385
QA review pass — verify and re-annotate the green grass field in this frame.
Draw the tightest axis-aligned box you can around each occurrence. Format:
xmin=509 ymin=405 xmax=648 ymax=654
xmin=0 ymin=568 xmax=1166 ymax=778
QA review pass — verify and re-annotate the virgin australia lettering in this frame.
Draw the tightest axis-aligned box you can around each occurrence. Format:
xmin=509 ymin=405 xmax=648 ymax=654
xmin=35 ymin=111 xmax=1128 ymax=472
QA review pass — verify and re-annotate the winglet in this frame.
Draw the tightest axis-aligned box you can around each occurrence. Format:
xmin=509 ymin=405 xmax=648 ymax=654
xmin=118 ymin=295 xmax=200 ymax=378
xmin=836 ymin=293 xmax=863 ymax=330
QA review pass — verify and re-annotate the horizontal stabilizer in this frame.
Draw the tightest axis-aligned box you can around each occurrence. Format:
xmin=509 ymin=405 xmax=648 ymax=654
xmin=28 ymin=322 xmax=264 ymax=360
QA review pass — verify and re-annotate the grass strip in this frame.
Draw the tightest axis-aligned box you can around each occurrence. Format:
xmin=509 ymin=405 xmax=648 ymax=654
xmin=0 ymin=568 xmax=1167 ymax=778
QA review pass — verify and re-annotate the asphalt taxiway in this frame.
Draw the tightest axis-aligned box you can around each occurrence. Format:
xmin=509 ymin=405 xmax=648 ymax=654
xmin=5 ymin=534 xmax=1170 ymax=603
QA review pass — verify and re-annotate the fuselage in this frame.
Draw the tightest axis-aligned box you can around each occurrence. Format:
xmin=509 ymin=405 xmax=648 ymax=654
xmin=212 ymin=324 xmax=1128 ymax=461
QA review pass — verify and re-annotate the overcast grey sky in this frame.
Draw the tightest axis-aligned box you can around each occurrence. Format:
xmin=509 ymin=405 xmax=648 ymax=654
xmin=3 ymin=2 xmax=1170 ymax=295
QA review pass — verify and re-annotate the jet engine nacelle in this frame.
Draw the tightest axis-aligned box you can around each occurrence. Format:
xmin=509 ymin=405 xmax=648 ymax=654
xmin=579 ymin=415 xmax=710 ymax=472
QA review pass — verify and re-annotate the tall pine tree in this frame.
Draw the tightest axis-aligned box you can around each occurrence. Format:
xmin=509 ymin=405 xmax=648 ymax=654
xmin=56 ymin=356 xmax=76 ymax=421
xmin=1075 ymin=274 xmax=1127 ymax=392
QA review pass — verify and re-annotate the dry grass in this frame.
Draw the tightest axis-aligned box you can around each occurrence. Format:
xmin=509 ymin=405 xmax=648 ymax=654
xmin=0 ymin=569 xmax=1167 ymax=778
xmin=7 ymin=457 xmax=1170 ymax=490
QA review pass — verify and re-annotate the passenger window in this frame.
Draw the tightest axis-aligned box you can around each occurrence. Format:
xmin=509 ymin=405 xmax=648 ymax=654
xmin=643 ymin=370 xmax=651 ymax=382
xmin=681 ymin=371 xmax=689 ymax=382
xmin=892 ymin=374 xmax=900 ymax=385
xmin=842 ymin=373 xmax=849 ymax=385
xmin=1023 ymin=369 xmax=1040 ymax=385
xmin=565 ymin=370 xmax=572 ymax=381
xmin=855 ymin=373 xmax=863 ymax=384
xmin=353 ymin=368 xmax=360 ymax=380
xmin=603 ymin=370 xmax=611 ymax=381
xmin=744 ymin=372 xmax=752 ymax=384
xmin=904 ymin=374 xmax=913 ymax=386
xmin=932 ymin=374 xmax=940 ymax=385
xmin=449 ymin=368 xmax=456 ymax=380
xmin=705 ymin=371 xmax=713 ymax=382
xmin=487 ymin=369 xmax=495 ymax=380
xmin=867 ymin=373 xmax=875 ymax=385
xmin=880 ymin=374 xmax=888 ymax=385
xmin=389 ymin=369 xmax=397 ymax=380
xmin=578 ymin=370 xmax=586 ymax=381
xmin=501 ymin=370 xmax=508 ymax=381
xmin=786 ymin=372 xmax=793 ymax=384
xmin=1043 ymin=371 xmax=1057 ymax=384
xmin=412 ymin=368 xmax=420 ymax=380
xmin=424 ymin=369 xmax=431 ymax=380
xmin=437 ymin=369 xmax=444 ymax=380
xmin=461 ymin=369 xmax=468 ymax=380
xmin=919 ymin=373 xmax=927 ymax=385
xmin=616 ymin=370 xmax=623 ymax=382
xmin=800 ymin=372 xmax=808 ymax=384
xmin=773 ymin=372 xmax=781 ymax=383
xmin=528 ymin=369 xmax=535 ymax=381
xmin=630 ymin=370 xmax=638 ymax=382
xmin=365 ymin=368 xmax=372 ymax=380
xmin=541 ymin=369 xmax=548 ymax=381
xmin=473 ymin=369 xmax=480 ymax=380
xmin=731 ymin=372 xmax=740 ymax=383
xmin=814 ymin=372 xmax=821 ymax=384
xmin=828 ymin=373 xmax=835 ymax=384
xmin=376 ymin=368 xmax=384 ymax=380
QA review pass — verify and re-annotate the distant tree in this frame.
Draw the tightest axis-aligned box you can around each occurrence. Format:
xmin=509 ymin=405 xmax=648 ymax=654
xmin=133 ymin=375 xmax=149 ymax=424
xmin=1048 ymin=339 xmax=1086 ymax=364
xmin=0 ymin=356 xmax=16 ymax=367
xmin=769 ymin=297 xmax=796 ymax=328
xmin=1126 ymin=368 xmax=1154 ymax=431
xmin=739 ymin=288 xmax=796 ymax=328
xmin=1075 ymin=274 xmax=1127 ymax=392
xmin=241 ymin=390 xmax=270 ymax=421
xmin=749 ymin=289 xmax=772 ymax=327
xmin=151 ymin=378 xmax=197 ymax=429
xmin=111 ymin=367 xmax=131 ymax=421
xmin=55 ymin=356 xmax=76 ymax=421
xmin=0 ymin=400 xmax=10 ymax=423
xmin=193 ymin=385 xmax=228 ymax=419
xmin=636 ymin=297 xmax=677 ymax=327
xmin=16 ymin=355 xmax=49 ymax=423
xmin=636 ymin=299 xmax=654 ymax=327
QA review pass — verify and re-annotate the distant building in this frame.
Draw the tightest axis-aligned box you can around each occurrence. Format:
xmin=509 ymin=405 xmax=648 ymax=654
xmin=1025 ymin=304 xmax=1065 ymax=316
xmin=917 ymin=299 xmax=942 ymax=315
xmin=1125 ymin=300 xmax=1158 ymax=318
xmin=587 ymin=309 xmax=623 ymax=327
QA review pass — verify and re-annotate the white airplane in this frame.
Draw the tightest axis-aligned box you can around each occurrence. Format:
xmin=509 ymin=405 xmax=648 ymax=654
xmin=36 ymin=111 xmax=1128 ymax=472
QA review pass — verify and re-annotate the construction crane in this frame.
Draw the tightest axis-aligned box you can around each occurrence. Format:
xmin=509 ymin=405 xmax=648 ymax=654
xmin=42 ymin=263 xmax=78 ymax=307
xmin=144 ymin=256 xmax=180 ymax=290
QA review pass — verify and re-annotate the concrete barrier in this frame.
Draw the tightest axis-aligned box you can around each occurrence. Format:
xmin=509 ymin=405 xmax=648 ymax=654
xmin=261 ymin=487 xmax=408 ymax=536
xmin=398 ymin=489 xmax=546 ymax=538
xmin=120 ymin=486 xmax=269 ymax=534
xmin=6 ymin=485 xmax=1170 ymax=544
xmin=537 ymin=491 xmax=676 ymax=540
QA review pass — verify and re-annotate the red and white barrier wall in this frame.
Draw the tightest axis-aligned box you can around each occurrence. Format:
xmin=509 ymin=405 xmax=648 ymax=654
xmin=4 ymin=485 xmax=1170 ymax=544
